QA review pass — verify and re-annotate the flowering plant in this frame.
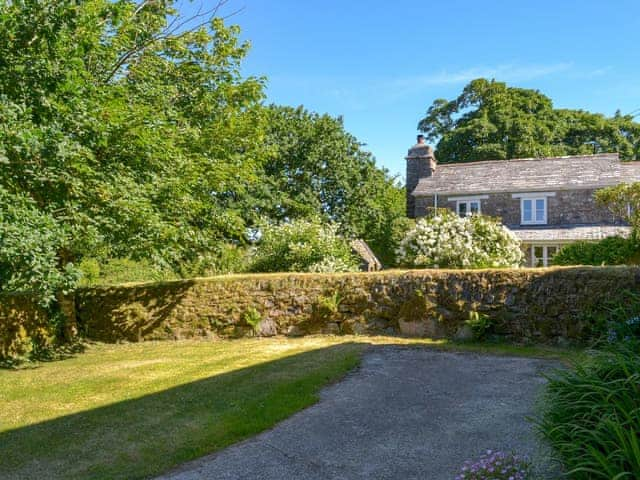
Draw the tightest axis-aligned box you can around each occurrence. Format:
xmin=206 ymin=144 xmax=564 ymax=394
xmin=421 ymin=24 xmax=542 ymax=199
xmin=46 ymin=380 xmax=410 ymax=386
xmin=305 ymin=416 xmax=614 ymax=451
xmin=606 ymin=315 xmax=640 ymax=344
xmin=396 ymin=211 xmax=523 ymax=268
xmin=249 ymin=218 xmax=359 ymax=273
xmin=456 ymin=450 xmax=531 ymax=480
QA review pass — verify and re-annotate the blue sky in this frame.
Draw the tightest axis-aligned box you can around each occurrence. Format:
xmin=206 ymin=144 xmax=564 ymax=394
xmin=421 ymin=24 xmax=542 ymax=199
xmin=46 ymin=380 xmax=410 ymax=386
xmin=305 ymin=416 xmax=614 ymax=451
xmin=181 ymin=0 xmax=640 ymax=179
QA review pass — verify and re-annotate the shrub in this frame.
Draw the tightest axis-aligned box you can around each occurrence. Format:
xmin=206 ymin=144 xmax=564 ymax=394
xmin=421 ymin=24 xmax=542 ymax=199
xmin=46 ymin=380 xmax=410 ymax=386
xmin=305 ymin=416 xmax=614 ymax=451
xmin=242 ymin=307 xmax=262 ymax=331
xmin=0 ymin=187 xmax=79 ymax=306
xmin=456 ymin=450 xmax=531 ymax=480
xmin=465 ymin=311 xmax=492 ymax=340
xmin=552 ymin=236 xmax=639 ymax=266
xmin=78 ymin=258 xmax=177 ymax=286
xmin=396 ymin=212 xmax=523 ymax=268
xmin=249 ymin=218 xmax=359 ymax=273
xmin=580 ymin=290 xmax=640 ymax=343
xmin=314 ymin=291 xmax=343 ymax=320
xmin=537 ymin=344 xmax=640 ymax=479
xmin=178 ymin=243 xmax=250 ymax=277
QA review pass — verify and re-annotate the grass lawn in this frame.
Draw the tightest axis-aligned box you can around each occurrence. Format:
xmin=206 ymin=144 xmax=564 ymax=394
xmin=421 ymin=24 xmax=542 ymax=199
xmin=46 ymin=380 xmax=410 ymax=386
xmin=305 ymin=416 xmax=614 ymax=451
xmin=0 ymin=336 xmax=576 ymax=480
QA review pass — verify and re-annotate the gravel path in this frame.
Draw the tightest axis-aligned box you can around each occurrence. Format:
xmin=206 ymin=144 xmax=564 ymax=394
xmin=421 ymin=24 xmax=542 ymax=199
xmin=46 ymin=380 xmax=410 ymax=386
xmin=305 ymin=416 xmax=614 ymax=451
xmin=158 ymin=347 xmax=560 ymax=480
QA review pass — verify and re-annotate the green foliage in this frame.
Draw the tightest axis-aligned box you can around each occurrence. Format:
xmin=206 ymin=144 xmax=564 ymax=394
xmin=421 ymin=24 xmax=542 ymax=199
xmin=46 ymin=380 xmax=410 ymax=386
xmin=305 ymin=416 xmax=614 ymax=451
xmin=552 ymin=236 xmax=639 ymax=266
xmin=465 ymin=311 xmax=492 ymax=340
xmin=261 ymin=105 xmax=406 ymax=266
xmin=419 ymin=78 xmax=640 ymax=163
xmin=249 ymin=218 xmax=359 ymax=273
xmin=579 ymin=290 xmax=640 ymax=344
xmin=596 ymin=183 xmax=640 ymax=233
xmin=396 ymin=211 xmax=524 ymax=268
xmin=538 ymin=344 xmax=640 ymax=479
xmin=314 ymin=291 xmax=343 ymax=320
xmin=0 ymin=187 xmax=80 ymax=306
xmin=242 ymin=307 xmax=261 ymax=330
xmin=0 ymin=0 xmax=266 ymax=283
xmin=78 ymin=257 xmax=177 ymax=286
xmin=0 ymin=2 xmax=404 ymax=290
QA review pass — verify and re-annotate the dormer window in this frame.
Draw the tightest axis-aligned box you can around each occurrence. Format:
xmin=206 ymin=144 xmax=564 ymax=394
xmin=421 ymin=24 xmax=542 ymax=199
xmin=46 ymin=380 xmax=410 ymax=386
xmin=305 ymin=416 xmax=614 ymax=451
xmin=513 ymin=192 xmax=555 ymax=225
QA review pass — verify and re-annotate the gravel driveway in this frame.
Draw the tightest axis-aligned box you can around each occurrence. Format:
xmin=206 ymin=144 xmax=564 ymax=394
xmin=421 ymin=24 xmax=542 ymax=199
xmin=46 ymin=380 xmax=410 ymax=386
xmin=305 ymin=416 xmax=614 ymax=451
xmin=158 ymin=347 xmax=560 ymax=480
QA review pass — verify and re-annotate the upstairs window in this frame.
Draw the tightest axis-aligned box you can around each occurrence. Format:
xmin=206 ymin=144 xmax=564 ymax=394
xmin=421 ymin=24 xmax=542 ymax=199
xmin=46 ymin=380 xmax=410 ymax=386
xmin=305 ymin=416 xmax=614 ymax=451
xmin=457 ymin=200 xmax=480 ymax=217
xmin=521 ymin=197 xmax=547 ymax=225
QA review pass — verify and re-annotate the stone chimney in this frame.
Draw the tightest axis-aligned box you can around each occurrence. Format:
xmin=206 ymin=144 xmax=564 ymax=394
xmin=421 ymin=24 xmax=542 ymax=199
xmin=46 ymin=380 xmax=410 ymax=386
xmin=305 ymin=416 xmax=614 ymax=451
xmin=406 ymin=135 xmax=436 ymax=217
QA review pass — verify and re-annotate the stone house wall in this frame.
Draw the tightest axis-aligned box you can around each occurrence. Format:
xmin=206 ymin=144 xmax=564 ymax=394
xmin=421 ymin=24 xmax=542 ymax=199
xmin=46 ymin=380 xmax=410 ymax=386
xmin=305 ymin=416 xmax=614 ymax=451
xmin=414 ymin=188 xmax=621 ymax=226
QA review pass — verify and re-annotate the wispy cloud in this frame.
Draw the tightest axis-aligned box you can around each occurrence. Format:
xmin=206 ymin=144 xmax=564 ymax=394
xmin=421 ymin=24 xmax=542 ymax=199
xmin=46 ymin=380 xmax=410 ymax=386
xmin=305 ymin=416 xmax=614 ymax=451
xmin=392 ymin=63 xmax=573 ymax=89
xmin=268 ymin=63 xmax=613 ymax=112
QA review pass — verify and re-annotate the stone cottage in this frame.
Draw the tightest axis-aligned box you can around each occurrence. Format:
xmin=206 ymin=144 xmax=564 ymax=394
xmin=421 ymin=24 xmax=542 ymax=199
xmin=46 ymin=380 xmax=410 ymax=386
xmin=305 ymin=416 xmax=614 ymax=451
xmin=406 ymin=135 xmax=640 ymax=266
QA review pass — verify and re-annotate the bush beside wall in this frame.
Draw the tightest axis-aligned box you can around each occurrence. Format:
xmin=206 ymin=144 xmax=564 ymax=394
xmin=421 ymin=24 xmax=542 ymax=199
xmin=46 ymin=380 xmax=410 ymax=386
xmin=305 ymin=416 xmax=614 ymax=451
xmin=75 ymin=267 xmax=640 ymax=345
xmin=552 ymin=236 xmax=640 ymax=266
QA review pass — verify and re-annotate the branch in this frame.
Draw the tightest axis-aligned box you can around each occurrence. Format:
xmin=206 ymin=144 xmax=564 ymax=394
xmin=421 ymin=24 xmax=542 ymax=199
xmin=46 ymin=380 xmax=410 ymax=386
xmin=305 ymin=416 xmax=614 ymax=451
xmin=103 ymin=0 xmax=243 ymax=83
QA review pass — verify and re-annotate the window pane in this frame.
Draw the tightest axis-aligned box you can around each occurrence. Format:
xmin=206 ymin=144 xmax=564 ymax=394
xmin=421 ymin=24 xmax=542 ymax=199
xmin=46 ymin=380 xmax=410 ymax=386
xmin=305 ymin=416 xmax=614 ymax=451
xmin=534 ymin=246 xmax=544 ymax=267
xmin=458 ymin=202 xmax=467 ymax=216
xmin=470 ymin=201 xmax=479 ymax=214
xmin=535 ymin=198 xmax=545 ymax=222
xmin=523 ymin=199 xmax=532 ymax=222
xmin=548 ymin=246 xmax=558 ymax=258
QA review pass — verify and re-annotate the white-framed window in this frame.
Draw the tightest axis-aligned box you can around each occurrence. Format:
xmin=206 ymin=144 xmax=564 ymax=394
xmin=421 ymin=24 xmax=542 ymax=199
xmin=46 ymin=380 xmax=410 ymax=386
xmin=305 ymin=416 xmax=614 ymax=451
xmin=513 ymin=192 xmax=554 ymax=225
xmin=457 ymin=199 xmax=481 ymax=217
xmin=530 ymin=245 xmax=560 ymax=267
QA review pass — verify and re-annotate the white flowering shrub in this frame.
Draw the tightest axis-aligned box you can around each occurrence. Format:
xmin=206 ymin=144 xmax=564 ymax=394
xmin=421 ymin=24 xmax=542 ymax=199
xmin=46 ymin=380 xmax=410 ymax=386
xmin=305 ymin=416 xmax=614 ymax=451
xmin=250 ymin=218 xmax=359 ymax=273
xmin=396 ymin=211 xmax=523 ymax=268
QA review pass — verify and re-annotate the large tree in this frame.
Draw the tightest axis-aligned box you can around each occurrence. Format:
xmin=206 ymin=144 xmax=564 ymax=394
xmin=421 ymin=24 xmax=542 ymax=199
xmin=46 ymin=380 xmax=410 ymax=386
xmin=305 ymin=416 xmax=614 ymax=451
xmin=0 ymin=0 xmax=267 ymax=286
xmin=418 ymin=78 xmax=640 ymax=163
xmin=0 ymin=0 xmax=409 ymax=297
xmin=259 ymin=105 xmax=406 ymax=265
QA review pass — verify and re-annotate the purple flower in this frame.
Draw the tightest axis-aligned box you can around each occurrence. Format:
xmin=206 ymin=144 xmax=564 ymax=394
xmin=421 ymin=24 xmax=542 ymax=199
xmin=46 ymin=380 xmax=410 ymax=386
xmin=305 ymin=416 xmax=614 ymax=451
xmin=456 ymin=450 xmax=531 ymax=480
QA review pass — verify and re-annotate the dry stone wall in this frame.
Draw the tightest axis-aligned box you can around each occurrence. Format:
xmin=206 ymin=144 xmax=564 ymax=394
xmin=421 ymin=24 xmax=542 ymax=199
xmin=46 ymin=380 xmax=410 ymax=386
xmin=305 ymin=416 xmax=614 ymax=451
xmin=75 ymin=267 xmax=640 ymax=344
xmin=0 ymin=293 xmax=51 ymax=359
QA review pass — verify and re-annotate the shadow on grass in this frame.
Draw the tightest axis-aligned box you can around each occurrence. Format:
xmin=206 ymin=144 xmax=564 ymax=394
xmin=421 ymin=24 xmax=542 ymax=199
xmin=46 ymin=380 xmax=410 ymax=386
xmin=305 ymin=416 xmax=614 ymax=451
xmin=0 ymin=341 xmax=88 ymax=370
xmin=0 ymin=342 xmax=365 ymax=480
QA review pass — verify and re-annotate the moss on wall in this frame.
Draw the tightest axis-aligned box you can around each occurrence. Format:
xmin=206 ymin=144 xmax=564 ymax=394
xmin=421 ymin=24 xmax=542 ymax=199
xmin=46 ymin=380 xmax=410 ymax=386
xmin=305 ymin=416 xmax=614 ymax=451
xmin=74 ymin=267 xmax=640 ymax=345
xmin=0 ymin=293 xmax=52 ymax=360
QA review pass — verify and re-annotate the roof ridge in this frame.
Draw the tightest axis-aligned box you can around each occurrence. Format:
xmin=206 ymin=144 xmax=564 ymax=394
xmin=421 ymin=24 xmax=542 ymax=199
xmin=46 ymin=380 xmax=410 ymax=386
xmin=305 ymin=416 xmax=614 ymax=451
xmin=436 ymin=152 xmax=619 ymax=168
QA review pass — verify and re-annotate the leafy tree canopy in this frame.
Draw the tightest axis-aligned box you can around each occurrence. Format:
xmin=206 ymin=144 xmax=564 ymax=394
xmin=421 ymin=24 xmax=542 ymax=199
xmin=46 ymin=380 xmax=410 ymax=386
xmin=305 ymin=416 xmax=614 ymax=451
xmin=0 ymin=0 xmax=405 ymax=300
xmin=418 ymin=78 xmax=640 ymax=163
xmin=260 ymin=105 xmax=405 ymax=265
xmin=0 ymin=0 xmax=267 ymax=276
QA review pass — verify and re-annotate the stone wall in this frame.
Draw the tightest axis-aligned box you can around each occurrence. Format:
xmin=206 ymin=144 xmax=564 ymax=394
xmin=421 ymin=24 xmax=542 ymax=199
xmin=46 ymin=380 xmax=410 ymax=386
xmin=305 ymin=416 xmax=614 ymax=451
xmin=0 ymin=293 xmax=51 ymax=359
xmin=415 ymin=189 xmax=621 ymax=226
xmin=75 ymin=267 xmax=640 ymax=344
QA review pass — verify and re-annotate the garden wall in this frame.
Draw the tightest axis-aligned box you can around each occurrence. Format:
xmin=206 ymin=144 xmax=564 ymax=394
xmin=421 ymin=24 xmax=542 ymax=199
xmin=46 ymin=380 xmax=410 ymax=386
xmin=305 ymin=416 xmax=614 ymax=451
xmin=0 ymin=293 xmax=51 ymax=359
xmin=75 ymin=267 xmax=640 ymax=344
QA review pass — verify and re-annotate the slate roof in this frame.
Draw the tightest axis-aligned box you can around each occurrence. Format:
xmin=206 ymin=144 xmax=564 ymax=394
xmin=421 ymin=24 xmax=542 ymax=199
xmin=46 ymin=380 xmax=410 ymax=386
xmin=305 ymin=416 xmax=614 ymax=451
xmin=509 ymin=224 xmax=632 ymax=242
xmin=412 ymin=153 xmax=640 ymax=196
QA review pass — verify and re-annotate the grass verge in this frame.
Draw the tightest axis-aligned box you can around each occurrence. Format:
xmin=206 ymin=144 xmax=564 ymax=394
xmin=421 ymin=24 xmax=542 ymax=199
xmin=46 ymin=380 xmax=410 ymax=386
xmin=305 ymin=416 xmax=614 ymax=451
xmin=0 ymin=336 xmax=577 ymax=479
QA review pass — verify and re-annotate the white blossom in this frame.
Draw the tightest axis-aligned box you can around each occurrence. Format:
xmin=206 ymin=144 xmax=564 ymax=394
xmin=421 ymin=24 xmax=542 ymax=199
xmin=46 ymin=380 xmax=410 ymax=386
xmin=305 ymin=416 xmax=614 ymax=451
xmin=396 ymin=212 xmax=524 ymax=268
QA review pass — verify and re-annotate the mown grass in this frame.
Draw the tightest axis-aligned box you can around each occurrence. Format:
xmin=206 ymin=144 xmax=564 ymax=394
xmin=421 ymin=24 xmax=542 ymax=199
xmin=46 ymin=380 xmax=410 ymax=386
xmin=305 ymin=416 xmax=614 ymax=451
xmin=0 ymin=336 xmax=577 ymax=479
